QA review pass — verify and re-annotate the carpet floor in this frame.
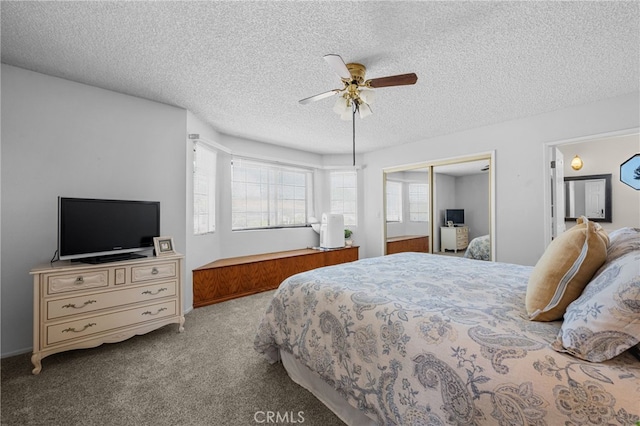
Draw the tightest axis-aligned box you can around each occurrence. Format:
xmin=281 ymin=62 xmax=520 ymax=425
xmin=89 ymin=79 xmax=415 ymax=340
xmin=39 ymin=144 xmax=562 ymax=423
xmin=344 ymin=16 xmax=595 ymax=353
xmin=1 ymin=290 xmax=344 ymax=426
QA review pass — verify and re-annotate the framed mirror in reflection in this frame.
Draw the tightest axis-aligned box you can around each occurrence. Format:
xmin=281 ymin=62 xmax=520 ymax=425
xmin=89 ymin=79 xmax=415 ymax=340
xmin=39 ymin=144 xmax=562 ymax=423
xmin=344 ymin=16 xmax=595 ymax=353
xmin=564 ymin=174 xmax=612 ymax=222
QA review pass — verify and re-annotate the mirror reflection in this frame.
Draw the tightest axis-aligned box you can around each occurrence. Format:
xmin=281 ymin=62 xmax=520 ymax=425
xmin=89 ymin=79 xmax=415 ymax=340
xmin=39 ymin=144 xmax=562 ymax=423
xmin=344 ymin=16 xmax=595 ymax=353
xmin=564 ymin=174 xmax=612 ymax=222
xmin=382 ymin=154 xmax=494 ymax=261
xmin=432 ymin=160 xmax=491 ymax=260
xmin=385 ymin=168 xmax=430 ymax=255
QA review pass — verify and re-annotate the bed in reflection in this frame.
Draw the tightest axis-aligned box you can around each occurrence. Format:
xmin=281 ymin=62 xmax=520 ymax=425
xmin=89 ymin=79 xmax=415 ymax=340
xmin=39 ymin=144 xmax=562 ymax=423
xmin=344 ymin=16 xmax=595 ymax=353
xmin=463 ymin=234 xmax=491 ymax=261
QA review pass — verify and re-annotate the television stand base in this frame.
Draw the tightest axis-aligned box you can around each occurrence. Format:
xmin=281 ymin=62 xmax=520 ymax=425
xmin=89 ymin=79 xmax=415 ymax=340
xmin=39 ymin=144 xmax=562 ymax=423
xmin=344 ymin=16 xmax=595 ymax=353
xmin=75 ymin=253 xmax=147 ymax=264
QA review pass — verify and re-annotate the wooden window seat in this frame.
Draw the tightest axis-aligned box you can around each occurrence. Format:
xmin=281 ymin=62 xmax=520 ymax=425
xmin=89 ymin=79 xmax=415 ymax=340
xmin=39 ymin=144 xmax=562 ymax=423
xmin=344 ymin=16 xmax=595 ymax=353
xmin=193 ymin=246 xmax=359 ymax=308
xmin=386 ymin=235 xmax=429 ymax=255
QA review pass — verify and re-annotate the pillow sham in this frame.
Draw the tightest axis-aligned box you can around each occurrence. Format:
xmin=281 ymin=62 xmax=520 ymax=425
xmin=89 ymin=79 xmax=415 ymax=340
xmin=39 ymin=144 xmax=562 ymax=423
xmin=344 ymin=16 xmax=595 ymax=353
xmin=605 ymin=227 xmax=639 ymax=263
xmin=526 ymin=217 xmax=609 ymax=321
xmin=552 ymin=251 xmax=640 ymax=362
xmin=591 ymin=227 xmax=640 ymax=282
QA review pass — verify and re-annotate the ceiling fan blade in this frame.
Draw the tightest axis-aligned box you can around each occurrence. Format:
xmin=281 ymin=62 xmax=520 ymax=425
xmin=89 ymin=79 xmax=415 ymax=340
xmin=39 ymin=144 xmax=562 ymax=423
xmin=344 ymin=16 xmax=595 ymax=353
xmin=366 ymin=73 xmax=418 ymax=88
xmin=323 ymin=54 xmax=352 ymax=80
xmin=299 ymin=89 xmax=341 ymax=105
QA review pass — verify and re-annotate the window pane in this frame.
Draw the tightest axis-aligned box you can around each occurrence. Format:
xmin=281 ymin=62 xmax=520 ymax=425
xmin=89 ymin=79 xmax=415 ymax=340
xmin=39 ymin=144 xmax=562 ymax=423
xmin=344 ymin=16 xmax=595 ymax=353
xmin=193 ymin=142 xmax=216 ymax=235
xmin=231 ymin=159 xmax=312 ymax=230
xmin=344 ymin=201 xmax=356 ymax=213
xmin=282 ymin=185 xmax=294 ymax=199
xmin=343 ymin=174 xmax=356 ymax=187
xmin=245 ymin=167 xmax=261 ymax=183
xmin=386 ymin=180 xmax=402 ymax=222
xmin=330 ymin=171 xmax=357 ymax=226
xmin=408 ymin=183 xmax=429 ymax=222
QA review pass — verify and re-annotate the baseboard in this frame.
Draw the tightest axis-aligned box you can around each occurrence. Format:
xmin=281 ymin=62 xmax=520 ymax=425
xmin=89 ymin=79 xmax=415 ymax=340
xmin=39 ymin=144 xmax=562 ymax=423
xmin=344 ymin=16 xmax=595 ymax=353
xmin=1 ymin=346 xmax=32 ymax=359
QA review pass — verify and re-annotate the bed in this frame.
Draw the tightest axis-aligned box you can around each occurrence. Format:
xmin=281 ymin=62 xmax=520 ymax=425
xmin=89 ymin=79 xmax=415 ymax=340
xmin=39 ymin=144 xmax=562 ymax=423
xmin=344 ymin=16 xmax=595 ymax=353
xmin=464 ymin=234 xmax=491 ymax=261
xmin=254 ymin=229 xmax=640 ymax=425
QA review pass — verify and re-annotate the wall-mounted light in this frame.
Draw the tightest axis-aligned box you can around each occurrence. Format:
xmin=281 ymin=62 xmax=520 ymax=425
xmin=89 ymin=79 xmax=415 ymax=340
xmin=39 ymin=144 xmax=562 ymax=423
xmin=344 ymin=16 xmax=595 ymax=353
xmin=571 ymin=155 xmax=583 ymax=171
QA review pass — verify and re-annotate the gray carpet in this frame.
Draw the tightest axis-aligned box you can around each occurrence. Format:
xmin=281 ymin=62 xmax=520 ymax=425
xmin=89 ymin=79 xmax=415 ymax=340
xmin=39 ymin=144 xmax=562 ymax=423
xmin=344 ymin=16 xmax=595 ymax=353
xmin=1 ymin=290 xmax=344 ymax=426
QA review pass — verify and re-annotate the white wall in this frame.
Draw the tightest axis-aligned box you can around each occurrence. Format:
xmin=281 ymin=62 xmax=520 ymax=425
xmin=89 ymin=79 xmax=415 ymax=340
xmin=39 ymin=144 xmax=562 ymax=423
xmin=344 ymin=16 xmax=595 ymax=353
xmin=559 ymin=133 xmax=640 ymax=232
xmin=361 ymin=92 xmax=640 ymax=265
xmin=1 ymin=65 xmax=188 ymax=356
xmin=456 ymin=173 xmax=490 ymax=240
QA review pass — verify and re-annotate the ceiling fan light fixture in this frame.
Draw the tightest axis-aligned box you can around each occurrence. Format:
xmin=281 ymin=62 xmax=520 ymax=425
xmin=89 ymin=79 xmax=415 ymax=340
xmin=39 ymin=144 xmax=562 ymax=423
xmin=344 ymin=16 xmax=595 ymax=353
xmin=299 ymin=54 xmax=418 ymax=163
xmin=340 ymin=107 xmax=353 ymax=121
xmin=333 ymin=96 xmax=348 ymax=114
xmin=358 ymin=89 xmax=375 ymax=105
xmin=358 ymin=102 xmax=373 ymax=119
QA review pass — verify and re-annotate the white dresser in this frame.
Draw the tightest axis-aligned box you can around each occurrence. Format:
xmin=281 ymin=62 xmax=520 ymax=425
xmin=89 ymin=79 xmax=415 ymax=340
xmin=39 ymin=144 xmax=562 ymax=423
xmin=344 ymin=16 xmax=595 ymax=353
xmin=30 ymin=254 xmax=184 ymax=374
xmin=440 ymin=226 xmax=469 ymax=253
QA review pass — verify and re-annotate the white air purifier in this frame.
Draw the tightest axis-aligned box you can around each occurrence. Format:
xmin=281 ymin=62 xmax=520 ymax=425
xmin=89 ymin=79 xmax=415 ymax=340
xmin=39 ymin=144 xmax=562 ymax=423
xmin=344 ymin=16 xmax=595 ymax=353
xmin=320 ymin=213 xmax=344 ymax=249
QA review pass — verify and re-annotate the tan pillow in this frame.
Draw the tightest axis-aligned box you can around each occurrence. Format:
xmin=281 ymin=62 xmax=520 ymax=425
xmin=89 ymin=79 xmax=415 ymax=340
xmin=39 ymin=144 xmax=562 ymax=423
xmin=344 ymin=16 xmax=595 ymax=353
xmin=526 ymin=217 xmax=609 ymax=321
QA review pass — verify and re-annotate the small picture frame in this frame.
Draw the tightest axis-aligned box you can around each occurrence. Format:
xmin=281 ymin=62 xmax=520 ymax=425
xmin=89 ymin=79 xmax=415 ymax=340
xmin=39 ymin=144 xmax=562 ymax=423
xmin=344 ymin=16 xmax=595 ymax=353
xmin=153 ymin=236 xmax=175 ymax=257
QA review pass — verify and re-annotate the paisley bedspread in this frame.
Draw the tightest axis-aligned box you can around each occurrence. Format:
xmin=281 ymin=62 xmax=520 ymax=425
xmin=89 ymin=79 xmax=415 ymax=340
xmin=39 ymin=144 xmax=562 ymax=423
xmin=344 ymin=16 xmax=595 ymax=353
xmin=254 ymin=253 xmax=640 ymax=425
xmin=464 ymin=235 xmax=491 ymax=261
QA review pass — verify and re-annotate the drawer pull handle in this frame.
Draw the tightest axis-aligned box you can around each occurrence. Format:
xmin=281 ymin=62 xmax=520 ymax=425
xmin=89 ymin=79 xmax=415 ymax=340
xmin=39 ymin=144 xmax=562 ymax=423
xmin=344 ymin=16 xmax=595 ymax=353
xmin=62 ymin=300 xmax=97 ymax=309
xmin=75 ymin=276 xmax=85 ymax=284
xmin=141 ymin=288 xmax=167 ymax=296
xmin=151 ymin=268 xmax=159 ymax=275
xmin=142 ymin=307 xmax=167 ymax=316
xmin=62 ymin=323 xmax=96 ymax=333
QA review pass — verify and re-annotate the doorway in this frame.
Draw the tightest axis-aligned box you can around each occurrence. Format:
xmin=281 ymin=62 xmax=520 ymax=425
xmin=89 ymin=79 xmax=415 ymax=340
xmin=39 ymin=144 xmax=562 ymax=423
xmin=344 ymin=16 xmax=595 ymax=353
xmin=543 ymin=129 xmax=639 ymax=245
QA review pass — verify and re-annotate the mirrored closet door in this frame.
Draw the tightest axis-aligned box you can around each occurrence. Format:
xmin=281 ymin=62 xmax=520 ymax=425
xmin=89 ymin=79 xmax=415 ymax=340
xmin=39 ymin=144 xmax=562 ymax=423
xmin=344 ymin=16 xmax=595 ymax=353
xmin=384 ymin=167 xmax=430 ymax=255
xmin=383 ymin=152 xmax=495 ymax=261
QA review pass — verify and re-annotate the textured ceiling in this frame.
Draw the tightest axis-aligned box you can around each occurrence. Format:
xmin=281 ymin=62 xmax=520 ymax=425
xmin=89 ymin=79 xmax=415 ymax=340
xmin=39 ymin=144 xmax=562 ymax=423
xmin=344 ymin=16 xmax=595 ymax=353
xmin=2 ymin=1 xmax=638 ymax=155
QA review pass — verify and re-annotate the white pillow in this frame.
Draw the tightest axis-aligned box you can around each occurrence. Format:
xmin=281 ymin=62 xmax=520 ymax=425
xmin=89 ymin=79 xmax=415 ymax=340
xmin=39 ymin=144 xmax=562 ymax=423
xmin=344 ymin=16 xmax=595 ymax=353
xmin=552 ymin=251 xmax=640 ymax=362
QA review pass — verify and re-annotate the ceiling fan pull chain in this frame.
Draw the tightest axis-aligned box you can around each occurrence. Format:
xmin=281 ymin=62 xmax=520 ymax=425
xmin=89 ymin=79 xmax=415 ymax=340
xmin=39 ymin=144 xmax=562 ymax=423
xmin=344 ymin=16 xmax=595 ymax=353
xmin=352 ymin=102 xmax=357 ymax=166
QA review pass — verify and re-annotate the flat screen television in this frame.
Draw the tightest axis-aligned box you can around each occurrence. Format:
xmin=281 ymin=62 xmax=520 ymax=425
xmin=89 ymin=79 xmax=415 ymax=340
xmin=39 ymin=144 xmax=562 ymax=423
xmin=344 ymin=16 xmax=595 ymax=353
xmin=445 ymin=209 xmax=465 ymax=226
xmin=58 ymin=197 xmax=160 ymax=263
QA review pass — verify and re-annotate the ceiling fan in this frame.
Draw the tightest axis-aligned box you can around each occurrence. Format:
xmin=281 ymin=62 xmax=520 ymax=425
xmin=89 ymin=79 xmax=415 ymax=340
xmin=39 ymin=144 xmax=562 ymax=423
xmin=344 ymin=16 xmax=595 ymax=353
xmin=299 ymin=54 xmax=418 ymax=120
xmin=300 ymin=54 xmax=418 ymax=165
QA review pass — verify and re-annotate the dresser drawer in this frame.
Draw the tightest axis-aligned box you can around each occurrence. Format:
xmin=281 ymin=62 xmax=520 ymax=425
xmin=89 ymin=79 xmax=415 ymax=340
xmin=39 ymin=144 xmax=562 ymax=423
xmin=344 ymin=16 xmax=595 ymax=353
xmin=46 ymin=270 xmax=109 ymax=295
xmin=130 ymin=261 xmax=177 ymax=283
xmin=46 ymin=300 xmax=176 ymax=346
xmin=47 ymin=281 xmax=177 ymax=320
